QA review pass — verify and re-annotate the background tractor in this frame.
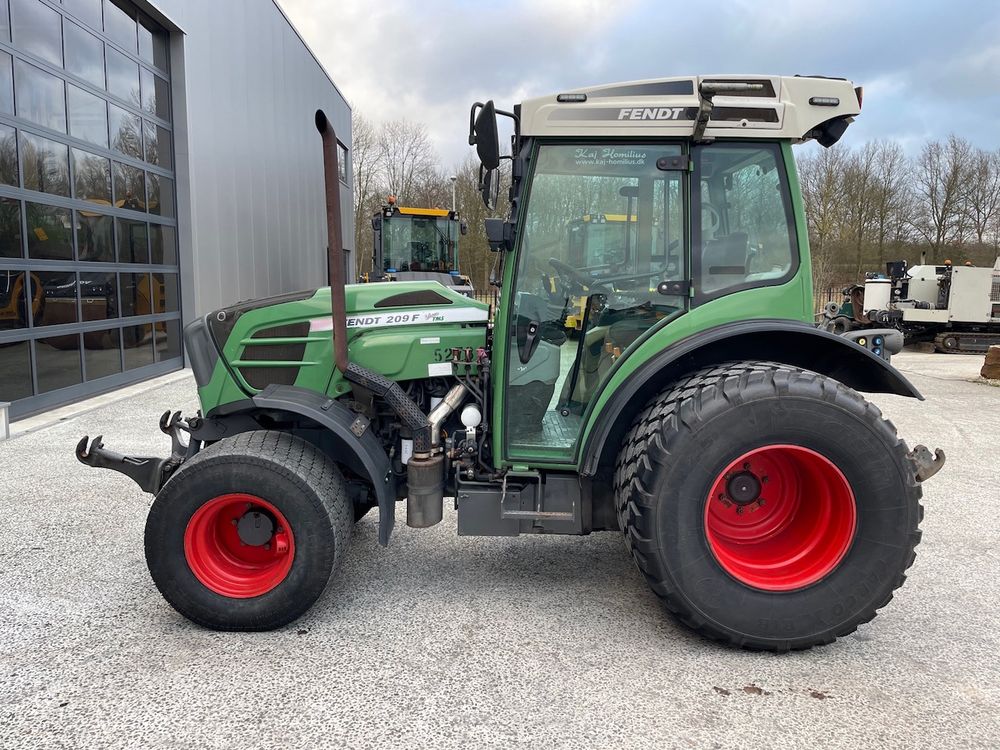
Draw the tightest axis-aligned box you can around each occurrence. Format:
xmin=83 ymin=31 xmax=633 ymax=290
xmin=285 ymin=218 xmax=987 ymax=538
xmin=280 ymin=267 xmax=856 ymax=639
xmin=365 ymin=198 xmax=474 ymax=296
xmin=79 ymin=76 xmax=943 ymax=651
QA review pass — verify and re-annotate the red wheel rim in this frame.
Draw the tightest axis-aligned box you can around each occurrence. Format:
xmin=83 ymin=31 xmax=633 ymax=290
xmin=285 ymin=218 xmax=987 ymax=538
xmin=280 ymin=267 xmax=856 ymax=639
xmin=183 ymin=493 xmax=295 ymax=598
xmin=704 ymin=445 xmax=856 ymax=592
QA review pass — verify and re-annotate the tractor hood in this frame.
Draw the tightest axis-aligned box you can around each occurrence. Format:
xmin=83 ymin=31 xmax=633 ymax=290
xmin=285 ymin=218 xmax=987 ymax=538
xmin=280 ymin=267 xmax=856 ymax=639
xmin=190 ymin=281 xmax=490 ymax=411
xmin=337 ymin=280 xmax=488 ymax=327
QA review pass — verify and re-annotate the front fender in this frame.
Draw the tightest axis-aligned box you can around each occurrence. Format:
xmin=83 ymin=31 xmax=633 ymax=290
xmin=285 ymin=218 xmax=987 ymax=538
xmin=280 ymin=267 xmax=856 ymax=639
xmin=579 ymin=319 xmax=922 ymax=476
xmin=204 ymin=385 xmax=397 ymax=545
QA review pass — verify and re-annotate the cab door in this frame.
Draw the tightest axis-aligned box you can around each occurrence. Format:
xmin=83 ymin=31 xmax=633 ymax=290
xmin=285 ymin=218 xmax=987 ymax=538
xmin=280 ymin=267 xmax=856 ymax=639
xmin=498 ymin=142 xmax=689 ymax=465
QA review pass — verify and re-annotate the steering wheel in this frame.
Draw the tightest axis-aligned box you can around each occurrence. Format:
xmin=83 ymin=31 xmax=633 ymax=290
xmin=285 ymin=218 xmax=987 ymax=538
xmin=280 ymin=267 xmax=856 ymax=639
xmin=548 ymin=257 xmax=611 ymax=292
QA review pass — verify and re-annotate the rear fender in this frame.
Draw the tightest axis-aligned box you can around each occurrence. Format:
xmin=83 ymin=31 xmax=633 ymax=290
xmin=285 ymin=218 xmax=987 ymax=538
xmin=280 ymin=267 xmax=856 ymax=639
xmin=580 ymin=320 xmax=922 ymax=476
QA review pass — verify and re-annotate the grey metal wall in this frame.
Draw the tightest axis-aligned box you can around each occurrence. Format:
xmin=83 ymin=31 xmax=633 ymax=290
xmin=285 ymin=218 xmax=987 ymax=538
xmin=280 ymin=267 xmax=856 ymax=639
xmin=147 ymin=0 xmax=352 ymax=323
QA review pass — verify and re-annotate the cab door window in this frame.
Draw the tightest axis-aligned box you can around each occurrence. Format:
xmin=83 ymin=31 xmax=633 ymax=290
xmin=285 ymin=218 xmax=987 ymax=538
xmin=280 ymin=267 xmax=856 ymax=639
xmin=694 ymin=143 xmax=797 ymax=300
xmin=504 ymin=143 xmax=686 ymax=460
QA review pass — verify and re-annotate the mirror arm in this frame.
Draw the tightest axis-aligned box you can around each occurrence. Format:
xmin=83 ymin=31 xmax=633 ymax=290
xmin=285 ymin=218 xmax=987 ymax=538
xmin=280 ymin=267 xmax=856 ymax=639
xmin=469 ymin=101 xmax=520 ymax=154
xmin=495 ymin=108 xmax=520 ymax=157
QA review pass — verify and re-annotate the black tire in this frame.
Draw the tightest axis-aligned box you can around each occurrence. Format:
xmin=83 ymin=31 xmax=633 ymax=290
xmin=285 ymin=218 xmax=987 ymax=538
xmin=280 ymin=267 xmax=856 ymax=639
xmin=614 ymin=361 xmax=922 ymax=651
xmin=145 ymin=430 xmax=351 ymax=630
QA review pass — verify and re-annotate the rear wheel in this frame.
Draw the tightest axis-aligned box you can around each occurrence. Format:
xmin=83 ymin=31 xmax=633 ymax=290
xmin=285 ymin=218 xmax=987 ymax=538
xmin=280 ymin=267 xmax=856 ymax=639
xmin=614 ymin=361 xmax=922 ymax=651
xmin=145 ymin=430 xmax=351 ymax=630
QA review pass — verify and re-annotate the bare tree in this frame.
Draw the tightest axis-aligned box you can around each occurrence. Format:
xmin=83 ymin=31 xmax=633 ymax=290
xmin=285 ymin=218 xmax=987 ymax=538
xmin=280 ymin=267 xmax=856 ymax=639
xmin=350 ymin=114 xmax=384 ymax=277
xmin=798 ymin=146 xmax=849 ymax=292
xmin=842 ymin=143 xmax=881 ymax=276
xmin=378 ymin=119 xmax=437 ymax=202
xmin=965 ymin=148 xmax=1000 ymax=252
xmin=869 ymin=140 xmax=912 ymax=268
xmin=911 ymin=135 xmax=973 ymax=261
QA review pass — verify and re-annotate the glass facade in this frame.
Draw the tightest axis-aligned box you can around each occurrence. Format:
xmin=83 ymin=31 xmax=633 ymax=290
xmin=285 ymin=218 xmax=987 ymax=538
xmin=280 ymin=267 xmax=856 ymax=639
xmin=0 ymin=0 xmax=179 ymax=417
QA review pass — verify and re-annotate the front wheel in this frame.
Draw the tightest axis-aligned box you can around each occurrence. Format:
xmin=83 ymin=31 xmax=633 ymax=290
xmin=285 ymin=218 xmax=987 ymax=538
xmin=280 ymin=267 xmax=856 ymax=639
xmin=614 ymin=361 xmax=923 ymax=651
xmin=145 ymin=431 xmax=351 ymax=630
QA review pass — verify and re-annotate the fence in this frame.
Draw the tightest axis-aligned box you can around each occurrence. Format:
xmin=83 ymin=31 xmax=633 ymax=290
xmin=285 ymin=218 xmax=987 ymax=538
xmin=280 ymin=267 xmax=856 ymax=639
xmin=471 ymin=289 xmax=500 ymax=320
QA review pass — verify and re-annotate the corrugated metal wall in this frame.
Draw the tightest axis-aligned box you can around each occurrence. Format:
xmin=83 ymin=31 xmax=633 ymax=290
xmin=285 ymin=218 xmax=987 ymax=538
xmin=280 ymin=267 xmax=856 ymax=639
xmin=152 ymin=0 xmax=352 ymax=322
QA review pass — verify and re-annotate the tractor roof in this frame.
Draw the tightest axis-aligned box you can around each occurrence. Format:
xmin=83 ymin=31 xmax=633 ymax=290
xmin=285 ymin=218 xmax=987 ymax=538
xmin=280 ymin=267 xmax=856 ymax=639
xmin=396 ymin=207 xmax=451 ymax=217
xmin=376 ymin=205 xmax=458 ymax=220
xmin=517 ymin=75 xmax=861 ymax=145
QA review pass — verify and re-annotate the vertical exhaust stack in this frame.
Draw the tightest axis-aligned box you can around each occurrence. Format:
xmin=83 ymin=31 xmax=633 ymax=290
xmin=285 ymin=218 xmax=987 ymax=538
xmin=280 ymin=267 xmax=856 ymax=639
xmin=315 ymin=110 xmax=462 ymax=531
xmin=315 ymin=110 xmax=349 ymax=374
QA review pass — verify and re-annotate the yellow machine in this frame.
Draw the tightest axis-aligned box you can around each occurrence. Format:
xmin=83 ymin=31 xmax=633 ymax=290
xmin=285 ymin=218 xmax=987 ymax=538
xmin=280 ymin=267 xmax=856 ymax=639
xmin=368 ymin=198 xmax=474 ymax=296
xmin=557 ymin=211 xmax=677 ymax=332
xmin=0 ymin=270 xmax=43 ymax=329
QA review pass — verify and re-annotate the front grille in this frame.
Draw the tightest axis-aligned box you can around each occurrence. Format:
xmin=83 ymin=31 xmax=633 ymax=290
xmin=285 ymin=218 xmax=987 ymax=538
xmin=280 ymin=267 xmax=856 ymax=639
xmin=251 ymin=322 xmax=311 ymax=339
xmin=238 ymin=322 xmax=309 ymax=390
xmin=239 ymin=366 xmax=299 ymax=389
xmin=374 ymin=289 xmax=452 ymax=308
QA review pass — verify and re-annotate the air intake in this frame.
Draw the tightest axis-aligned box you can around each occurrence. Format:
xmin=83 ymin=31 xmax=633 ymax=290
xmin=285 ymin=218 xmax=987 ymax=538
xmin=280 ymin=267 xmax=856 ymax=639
xmin=238 ymin=322 xmax=309 ymax=390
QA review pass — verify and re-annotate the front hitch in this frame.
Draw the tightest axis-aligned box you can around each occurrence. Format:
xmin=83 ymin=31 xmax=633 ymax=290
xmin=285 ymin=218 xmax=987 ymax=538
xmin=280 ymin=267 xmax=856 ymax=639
xmin=76 ymin=411 xmax=198 ymax=494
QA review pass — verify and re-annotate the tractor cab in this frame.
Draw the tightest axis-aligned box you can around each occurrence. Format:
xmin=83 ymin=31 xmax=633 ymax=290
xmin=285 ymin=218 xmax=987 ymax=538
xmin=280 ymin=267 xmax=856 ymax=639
xmin=471 ymin=75 xmax=863 ymax=463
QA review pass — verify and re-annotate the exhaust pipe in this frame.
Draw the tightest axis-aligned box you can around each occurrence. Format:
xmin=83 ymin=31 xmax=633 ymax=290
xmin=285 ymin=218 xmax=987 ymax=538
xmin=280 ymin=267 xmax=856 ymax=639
xmin=315 ymin=109 xmax=349 ymax=374
xmin=426 ymin=384 xmax=467 ymax=453
xmin=407 ymin=383 xmax=467 ymax=528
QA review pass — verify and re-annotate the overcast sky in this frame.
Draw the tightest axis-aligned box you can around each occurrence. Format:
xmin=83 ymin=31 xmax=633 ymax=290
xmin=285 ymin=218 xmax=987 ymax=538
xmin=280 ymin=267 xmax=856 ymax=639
xmin=280 ymin=0 xmax=1000 ymax=169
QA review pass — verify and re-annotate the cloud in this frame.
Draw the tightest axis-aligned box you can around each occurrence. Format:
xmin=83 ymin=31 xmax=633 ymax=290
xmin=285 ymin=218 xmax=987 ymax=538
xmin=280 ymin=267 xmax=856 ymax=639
xmin=279 ymin=0 xmax=1000 ymax=167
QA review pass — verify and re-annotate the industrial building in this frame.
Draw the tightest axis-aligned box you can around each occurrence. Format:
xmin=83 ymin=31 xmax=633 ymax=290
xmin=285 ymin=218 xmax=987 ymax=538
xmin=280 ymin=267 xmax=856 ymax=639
xmin=0 ymin=0 xmax=352 ymax=420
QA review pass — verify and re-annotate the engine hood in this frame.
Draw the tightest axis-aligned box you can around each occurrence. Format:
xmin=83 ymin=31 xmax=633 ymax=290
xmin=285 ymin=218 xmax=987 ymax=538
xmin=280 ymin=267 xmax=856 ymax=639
xmin=194 ymin=280 xmax=490 ymax=408
xmin=338 ymin=280 xmax=488 ymax=326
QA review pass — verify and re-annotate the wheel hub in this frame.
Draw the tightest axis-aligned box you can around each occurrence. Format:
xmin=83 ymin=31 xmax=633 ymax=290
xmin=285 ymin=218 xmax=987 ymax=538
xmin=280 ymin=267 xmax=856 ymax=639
xmin=725 ymin=470 xmax=762 ymax=506
xmin=237 ymin=510 xmax=275 ymax=546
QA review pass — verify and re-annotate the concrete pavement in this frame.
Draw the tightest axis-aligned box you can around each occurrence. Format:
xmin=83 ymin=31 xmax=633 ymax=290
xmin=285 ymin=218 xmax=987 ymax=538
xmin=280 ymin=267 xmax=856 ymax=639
xmin=1 ymin=352 xmax=998 ymax=749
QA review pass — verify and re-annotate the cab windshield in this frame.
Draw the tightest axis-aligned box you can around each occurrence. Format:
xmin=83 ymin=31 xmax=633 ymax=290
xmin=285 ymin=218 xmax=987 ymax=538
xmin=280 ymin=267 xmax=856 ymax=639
xmin=383 ymin=215 xmax=459 ymax=273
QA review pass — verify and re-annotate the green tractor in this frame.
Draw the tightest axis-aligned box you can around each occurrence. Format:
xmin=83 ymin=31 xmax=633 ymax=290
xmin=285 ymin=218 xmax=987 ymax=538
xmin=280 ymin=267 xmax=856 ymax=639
xmin=78 ymin=76 xmax=945 ymax=651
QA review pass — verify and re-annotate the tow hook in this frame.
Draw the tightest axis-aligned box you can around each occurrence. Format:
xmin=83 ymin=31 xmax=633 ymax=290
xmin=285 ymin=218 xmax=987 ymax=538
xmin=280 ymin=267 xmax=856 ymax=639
xmin=76 ymin=411 xmax=198 ymax=494
xmin=907 ymin=445 xmax=946 ymax=482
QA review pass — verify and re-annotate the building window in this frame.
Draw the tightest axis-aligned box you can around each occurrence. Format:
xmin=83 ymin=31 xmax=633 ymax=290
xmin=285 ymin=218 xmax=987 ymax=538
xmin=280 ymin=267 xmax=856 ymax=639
xmin=0 ymin=0 xmax=180 ymax=417
xmin=337 ymin=142 xmax=348 ymax=183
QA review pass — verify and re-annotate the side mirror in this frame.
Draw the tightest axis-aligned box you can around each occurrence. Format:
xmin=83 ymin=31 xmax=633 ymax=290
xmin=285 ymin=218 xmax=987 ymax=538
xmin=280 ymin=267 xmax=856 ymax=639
xmin=460 ymin=220 xmax=468 ymax=236
xmin=371 ymin=216 xmax=381 ymax=231
xmin=470 ymin=101 xmax=501 ymax=171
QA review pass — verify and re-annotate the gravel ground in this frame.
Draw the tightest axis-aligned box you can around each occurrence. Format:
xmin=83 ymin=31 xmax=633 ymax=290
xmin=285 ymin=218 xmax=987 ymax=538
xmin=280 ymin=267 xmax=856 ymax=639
xmin=1 ymin=351 xmax=998 ymax=749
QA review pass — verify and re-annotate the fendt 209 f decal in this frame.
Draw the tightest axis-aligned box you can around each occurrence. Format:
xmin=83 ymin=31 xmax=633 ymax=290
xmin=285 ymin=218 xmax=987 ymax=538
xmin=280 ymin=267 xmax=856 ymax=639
xmin=309 ymin=306 xmax=489 ymax=332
